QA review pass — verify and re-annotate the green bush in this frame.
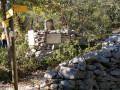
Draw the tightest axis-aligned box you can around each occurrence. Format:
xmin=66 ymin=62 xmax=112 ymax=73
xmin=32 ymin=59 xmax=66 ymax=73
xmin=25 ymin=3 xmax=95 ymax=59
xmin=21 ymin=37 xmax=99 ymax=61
xmin=0 ymin=36 xmax=102 ymax=80
xmin=0 ymin=48 xmax=10 ymax=81
xmin=16 ymin=40 xmax=39 ymax=71
xmin=43 ymin=40 xmax=101 ymax=69
xmin=0 ymin=69 xmax=10 ymax=81
xmin=0 ymin=48 xmax=8 ymax=68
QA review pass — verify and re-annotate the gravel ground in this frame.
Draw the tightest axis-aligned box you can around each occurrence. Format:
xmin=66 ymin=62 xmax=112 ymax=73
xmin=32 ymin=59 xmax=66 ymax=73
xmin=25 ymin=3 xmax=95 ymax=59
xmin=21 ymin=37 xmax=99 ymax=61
xmin=0 ymin=70 xmax=45 ymax=90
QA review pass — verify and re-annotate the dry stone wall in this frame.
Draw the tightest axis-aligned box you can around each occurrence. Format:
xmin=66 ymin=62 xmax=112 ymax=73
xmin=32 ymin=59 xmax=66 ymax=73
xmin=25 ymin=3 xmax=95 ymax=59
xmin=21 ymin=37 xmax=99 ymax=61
xmin=26 ymin=30 xmax=84 ymax=60
xmin=38 ymin=33 xmax=120 ymax=90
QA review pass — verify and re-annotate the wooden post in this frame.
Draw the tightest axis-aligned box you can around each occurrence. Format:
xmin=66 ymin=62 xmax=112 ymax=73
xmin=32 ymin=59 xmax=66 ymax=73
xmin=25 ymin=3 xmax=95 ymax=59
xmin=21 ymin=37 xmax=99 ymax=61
xmin=8 ymin=0 xmax=18 ymax=90
xmin=1 ymin=0 xmax=11 ymax=69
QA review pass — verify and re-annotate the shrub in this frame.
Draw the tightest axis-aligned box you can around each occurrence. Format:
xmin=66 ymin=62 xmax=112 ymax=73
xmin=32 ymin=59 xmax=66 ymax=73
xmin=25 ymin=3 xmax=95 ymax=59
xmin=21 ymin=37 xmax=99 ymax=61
xmin=0 ymin=48 xmax=10 ymax=81
xmin=43 ymin=40 xmax=101 ymax=69
xmin=0 ymin=36 xmax=102 ymax=80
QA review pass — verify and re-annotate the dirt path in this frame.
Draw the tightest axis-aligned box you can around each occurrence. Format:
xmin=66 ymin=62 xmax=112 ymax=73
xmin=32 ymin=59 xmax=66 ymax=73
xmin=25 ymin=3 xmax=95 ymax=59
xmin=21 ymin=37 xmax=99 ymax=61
xmin=0 ymin=70 xmax=45 ymax=90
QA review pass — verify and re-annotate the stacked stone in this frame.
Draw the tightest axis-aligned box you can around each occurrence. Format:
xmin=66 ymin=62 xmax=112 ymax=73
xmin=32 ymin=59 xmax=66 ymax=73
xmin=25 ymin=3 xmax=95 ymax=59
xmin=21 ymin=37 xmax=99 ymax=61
xmin=34 ymin=30 xmax=46 ymax=50
xmin=38 ymin=33 xmax=120 ymax=90
xmin=102 ymin=33 xmax=120 ymax=49
xmin=27 ymin=30 xmax=84 ymax=60
xmin=27 ymin=30 xmax=83 ymax=51
xmin=28 ymin=30 xmax=71 ymax=51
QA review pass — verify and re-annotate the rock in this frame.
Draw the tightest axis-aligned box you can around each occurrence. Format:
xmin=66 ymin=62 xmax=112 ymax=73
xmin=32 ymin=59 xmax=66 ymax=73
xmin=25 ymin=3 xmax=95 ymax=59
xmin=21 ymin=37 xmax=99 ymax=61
xmin=68 ymin=57 xmax=86 ymax=70
xmin=85 ymin=71 xmax=95 ymax=79
xmin=44 ymin=70 xmax=57 ymax=79
xmin=110 ymin=84 xmax=118 ymax=88
xmin=74 ymin=80 xmax=84 ymax=86
xmin=40 ymin=86 xmax=49 ymax=90
xmin=59 ymin=61 xmax=68 ymax=67
xmin=34 ymin=84 xmax=40 ymax=89
xmin=110 ymin=70 xmax=120 ymax=76
xmin=59 ymin=80 xmax=75 ymax=90
xmin=97 ymin=56 xmax=109 ymax=63
xmin=50 ymin=84 xmax=58 ymax=90
xmin=56 ymin=72 xmax=64 ymax=79
xmin=98 ymin=82 xmax=114 ymax=89
xmin=76 ymin=63 xmax=86 ymax=70
xmin=93 ymin=63 xmax=105 ymax=70
xmin=35 ymin=32 xmax=120 ymax=90
xmin=58 ymin=66 xmax=86 ymax=79
xmin=97 ymin=49 xmax=111 ymax=57
xmin=111 ymin=58 xmax=120 ymax=64
xmin=45 ymin=79 xmax=59 ymax=85
xmin=40 ymin=82 xmax=47 ymax=88
xmin=82 ymin=52 xmax=98 ymax=61
xmin=84 ymin=79 xmax=99 ymax=90
xmin=112 ymin=88 xmax=120 ymax=90
xmin=31 ymin=49 xmax=36 ymax=53
xmin=87 ymin=65 xmax=96 ymax=70
xmin=94 ymin=70 xmax=106 ymax=76
xmin=35 ymin=51 xmax=45 ymax=60
xmin=35 ymin=51 xmax=41 ymax=55
xmin=74 ymin=86 xmax=79 ymax=90
xmin=68 ymin=64 xmax=76 ymax=68
xmin=25 ymin=86 xmax=35 ymax=90
xmin=112 ymin=49 xmax=120 ymax=59
xmin=69 ymin=56 xmax=86 ymax=64
xmin=79 ymin=84 xmax=91 ymax=90
xmin=97 ymin=74 xmax=117 ymax=81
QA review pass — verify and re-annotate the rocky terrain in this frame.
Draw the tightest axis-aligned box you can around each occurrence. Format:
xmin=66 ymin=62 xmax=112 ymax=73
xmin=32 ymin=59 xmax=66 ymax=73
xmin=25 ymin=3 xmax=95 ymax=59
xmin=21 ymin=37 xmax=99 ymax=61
xmin=38 ymin=32 xmax=120 ymax=90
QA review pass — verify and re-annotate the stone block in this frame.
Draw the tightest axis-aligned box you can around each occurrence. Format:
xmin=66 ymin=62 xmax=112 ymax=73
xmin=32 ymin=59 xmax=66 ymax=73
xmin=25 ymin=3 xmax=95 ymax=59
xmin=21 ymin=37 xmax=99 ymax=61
xmin=110 ymin=70 xmax=120 ymax=76
xmin=82 ymin=52 xmax=98 ymax=62
xmin=97 ymin=56 xmax=109 ymax=63
xmin=58 ymin=66 xmax=86 ymax=79
xmin=87 ymin=65 xmax=96 ymax=70
xmin=50 ymin=84 xmax=58 ymax=90
xmin=97 ymin=49 xmax=111 ymax=57
xmin=44 ymin=70 xmax=57 ymax=79
xmin=93 ymin=63 xmax=106 ymax=70
xmin=59 ymin=80 xmax=75 ymax=90
xmin=94 ymin=70 xmax=106 ymax=76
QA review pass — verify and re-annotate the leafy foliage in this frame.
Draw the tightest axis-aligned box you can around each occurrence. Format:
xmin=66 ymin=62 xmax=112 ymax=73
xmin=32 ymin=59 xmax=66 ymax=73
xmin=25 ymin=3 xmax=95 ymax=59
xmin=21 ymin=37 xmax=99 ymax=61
xmin=0 ymin=0 xmax=120 ymax=81
xmin=0 ymin=48 xmax=10 ymax=81
xmin=42 ymin=40 xmax=101 ymax=69
xmin=0 ymin=48 xmax=8 ymax=69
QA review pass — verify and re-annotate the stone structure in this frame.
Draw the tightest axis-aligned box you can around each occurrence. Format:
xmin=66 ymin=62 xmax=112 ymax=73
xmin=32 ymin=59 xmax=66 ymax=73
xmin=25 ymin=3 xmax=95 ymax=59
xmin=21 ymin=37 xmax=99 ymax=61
xmin=37 ymin=33 xmax=120 ymax=90
xmin=26 ymin=29 xmax=83 ymax=60
xmin=45 ymin=19 xmax=55 ymax=31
